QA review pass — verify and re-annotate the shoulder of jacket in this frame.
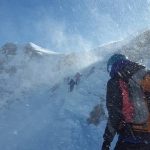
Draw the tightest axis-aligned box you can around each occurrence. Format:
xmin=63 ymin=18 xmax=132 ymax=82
xmin=107 ymin=78 xmax=120 ymax=87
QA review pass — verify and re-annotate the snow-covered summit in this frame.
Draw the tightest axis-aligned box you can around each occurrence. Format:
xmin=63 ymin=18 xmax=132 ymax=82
xmin=0 ymin=42 xmax=61 ymax=58
xmin=24 ymin=42 xmax=60 ymax=56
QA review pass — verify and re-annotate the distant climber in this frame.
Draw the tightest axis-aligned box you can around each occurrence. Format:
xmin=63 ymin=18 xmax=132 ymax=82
xmin=87 ymin=104 xmax=105 ymax=126
xmin=68 ymin=79 xmax=76 ymax=92
xmin=74 ymin=72 xmax=82 ymax=85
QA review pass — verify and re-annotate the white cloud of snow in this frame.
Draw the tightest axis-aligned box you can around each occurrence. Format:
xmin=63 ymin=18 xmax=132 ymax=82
xmin=34 ymin=16 xmax=94 ymax=52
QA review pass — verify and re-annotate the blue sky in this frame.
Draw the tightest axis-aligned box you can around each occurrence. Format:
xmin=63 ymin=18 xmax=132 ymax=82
xmin=0 ymin=0 xmax=150 ymax=52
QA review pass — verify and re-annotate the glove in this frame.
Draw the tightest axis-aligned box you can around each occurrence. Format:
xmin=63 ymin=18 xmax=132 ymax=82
xmin=101 ymin=140 xmax=111 ymax=150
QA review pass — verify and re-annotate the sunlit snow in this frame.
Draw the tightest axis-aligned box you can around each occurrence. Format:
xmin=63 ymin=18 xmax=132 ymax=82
xmin=0 ymin=30 xmax=150 ymax=150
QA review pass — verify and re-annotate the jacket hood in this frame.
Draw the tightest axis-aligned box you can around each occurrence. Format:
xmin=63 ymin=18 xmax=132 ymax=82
xmin=110 ymin=59 xmax=131 ymax=78
xmin=110 ymin=59 xmax=145 ymax=79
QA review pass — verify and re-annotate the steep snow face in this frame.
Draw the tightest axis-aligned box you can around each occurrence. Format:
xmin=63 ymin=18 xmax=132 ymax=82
xmin=0 ymin=42 xmax=101 ymax=108
xmin=0 ymin=30 xmax=150 ymax=150
xmin=0 ymin=42 xmax=109 ymax=150
xmin=0 ymin=56 xmax=108 ymax=150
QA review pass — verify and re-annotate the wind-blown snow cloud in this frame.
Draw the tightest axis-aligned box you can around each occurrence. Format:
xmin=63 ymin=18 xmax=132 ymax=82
xmin=34 ymin=17 xmax=94 ymax=52
xmin=1 ymin=0 xmax=150 ymax=52
xmin=27 ymin=0 xmax=150 ymax=52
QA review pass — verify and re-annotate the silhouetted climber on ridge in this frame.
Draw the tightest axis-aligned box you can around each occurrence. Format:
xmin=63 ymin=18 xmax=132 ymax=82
xmin=74 ymin=72 xmax=82 ymax=85
xmin=68 ymin=78 xmax=76 ymax=92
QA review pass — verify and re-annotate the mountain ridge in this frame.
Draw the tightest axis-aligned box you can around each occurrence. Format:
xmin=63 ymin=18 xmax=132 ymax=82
xmin=0 ymin=29 xmax=150 ymax=150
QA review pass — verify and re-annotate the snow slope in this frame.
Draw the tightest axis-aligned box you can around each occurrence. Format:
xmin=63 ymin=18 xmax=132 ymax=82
xmin=0 ymin=30 xmax=150 ymax=150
